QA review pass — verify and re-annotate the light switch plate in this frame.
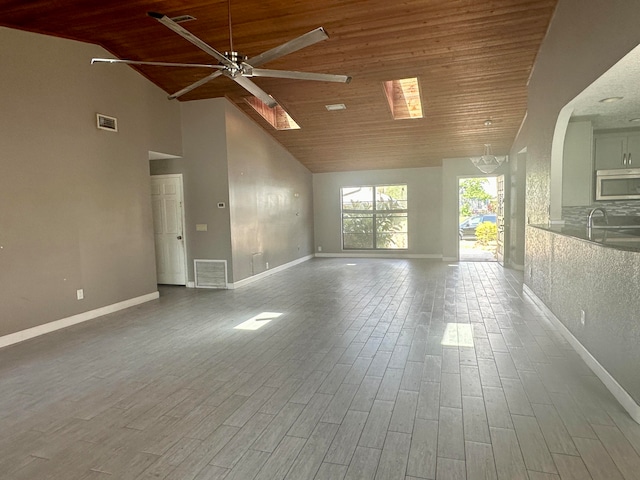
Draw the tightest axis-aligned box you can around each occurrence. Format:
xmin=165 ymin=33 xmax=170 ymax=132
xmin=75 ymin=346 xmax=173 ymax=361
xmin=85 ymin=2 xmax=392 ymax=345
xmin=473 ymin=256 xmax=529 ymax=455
xmin=196 ymin=224 xmax=208 ymax=232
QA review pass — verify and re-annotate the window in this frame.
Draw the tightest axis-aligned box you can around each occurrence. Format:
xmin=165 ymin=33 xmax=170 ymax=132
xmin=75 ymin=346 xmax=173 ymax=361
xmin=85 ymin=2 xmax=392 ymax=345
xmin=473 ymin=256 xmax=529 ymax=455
xmin=341 ymin=185 xmax=408 ymax=250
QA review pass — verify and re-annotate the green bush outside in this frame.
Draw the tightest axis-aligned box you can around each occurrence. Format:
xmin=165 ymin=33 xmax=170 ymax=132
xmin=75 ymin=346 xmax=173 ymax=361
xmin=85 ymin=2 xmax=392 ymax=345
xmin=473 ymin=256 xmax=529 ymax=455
xmin=475 ymin=221 xmax=497 ymax=245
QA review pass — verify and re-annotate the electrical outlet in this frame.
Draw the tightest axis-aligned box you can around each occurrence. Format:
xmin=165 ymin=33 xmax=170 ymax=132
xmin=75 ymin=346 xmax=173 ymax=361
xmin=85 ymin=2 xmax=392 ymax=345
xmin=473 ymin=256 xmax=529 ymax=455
xmin=266 ymin=262 xmax=269 ymax=270
xmin=76 ymin=289 xmax=84 ymax=300
xmin=580 ymin=310 xmax=586 ymax=327
xmin=318 ymin=246 xmax=322 ymax=252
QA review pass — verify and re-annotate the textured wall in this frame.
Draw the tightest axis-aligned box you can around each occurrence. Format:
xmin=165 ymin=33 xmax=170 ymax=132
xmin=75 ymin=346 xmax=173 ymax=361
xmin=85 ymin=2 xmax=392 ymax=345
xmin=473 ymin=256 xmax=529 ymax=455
xmin=517 ymin=0 xmax=640 ymax=408
xmin=526 ymin=227 xmax=640 ymax=403
xmin=0 ymin=28 xmax=182 ymax=337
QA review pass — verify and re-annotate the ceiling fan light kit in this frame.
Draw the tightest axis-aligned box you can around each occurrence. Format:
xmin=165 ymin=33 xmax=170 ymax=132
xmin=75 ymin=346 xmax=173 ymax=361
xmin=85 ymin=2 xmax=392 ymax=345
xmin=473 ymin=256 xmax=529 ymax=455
xmin=91 ymin=8 xmax=351 ymax=109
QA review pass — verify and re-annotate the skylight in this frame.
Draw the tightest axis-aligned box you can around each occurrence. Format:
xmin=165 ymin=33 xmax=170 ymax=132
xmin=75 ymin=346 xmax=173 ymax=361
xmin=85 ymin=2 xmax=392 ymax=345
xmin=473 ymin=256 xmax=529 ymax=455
xmin=383 ymin=77 xmax=423 ymax=120
xmin=244 ymin=96 xmax=300 ymax=130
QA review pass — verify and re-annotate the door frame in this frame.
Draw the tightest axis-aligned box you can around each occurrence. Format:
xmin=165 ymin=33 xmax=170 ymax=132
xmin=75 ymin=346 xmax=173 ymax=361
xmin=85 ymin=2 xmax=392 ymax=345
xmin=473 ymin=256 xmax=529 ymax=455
xmin=496 ymin=173 xmax=509 ymax=266
xmin=151 ymin=173 xmax=188 ymax=286
xmin=457 ymin=173 xmax=502 ymax=262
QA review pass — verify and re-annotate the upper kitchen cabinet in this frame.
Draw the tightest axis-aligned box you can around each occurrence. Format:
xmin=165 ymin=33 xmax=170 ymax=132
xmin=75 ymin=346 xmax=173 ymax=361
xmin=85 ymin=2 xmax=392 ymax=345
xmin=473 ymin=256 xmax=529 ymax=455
xmin=594 ymin=129 xmax=640 ymax=170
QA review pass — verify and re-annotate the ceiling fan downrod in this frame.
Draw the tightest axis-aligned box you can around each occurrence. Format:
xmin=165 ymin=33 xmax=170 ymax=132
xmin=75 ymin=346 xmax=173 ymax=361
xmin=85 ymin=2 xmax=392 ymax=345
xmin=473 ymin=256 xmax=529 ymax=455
xmin=228 ymin=0 xmax=234 ymax=53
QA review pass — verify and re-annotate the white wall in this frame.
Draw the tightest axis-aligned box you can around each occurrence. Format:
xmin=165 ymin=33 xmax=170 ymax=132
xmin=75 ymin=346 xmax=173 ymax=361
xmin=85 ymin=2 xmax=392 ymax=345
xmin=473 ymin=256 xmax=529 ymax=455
xmin=151 ymin=98 xmax=314 ymax=284
xmin=180 ymin=99 xmax=234 ymax=281
xmin=0 ymin=28 xmax=182 ymax=337
xmin=225 ymin=102 xmax=314 ymax=281
xmin=312 ymin=167 xmax=442 ymax=256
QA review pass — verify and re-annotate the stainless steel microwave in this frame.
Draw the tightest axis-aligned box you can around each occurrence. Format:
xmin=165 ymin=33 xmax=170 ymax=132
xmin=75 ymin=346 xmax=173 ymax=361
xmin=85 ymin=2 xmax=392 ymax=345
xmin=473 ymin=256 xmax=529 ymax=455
xmin=596 ymin=168 xmax=640 ymax=200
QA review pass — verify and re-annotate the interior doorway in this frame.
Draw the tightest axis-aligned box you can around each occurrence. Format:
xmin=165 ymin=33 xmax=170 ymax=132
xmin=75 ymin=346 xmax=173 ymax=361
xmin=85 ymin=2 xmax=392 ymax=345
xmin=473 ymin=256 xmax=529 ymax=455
xmin=458 ymin=176 xmax=500 ymax=262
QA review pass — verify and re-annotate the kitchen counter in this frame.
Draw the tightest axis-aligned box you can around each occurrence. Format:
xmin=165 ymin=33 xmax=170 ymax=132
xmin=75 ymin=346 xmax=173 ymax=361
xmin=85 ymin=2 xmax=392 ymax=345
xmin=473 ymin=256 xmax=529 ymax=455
xmin=530 ymin=223 xmax=640 ymax=252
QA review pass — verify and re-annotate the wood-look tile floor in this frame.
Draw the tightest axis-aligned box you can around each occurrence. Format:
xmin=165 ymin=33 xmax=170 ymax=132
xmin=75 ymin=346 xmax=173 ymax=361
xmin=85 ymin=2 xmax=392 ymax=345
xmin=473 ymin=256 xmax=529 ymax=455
xmin=1 ymin=259 xmax=640 ymax=480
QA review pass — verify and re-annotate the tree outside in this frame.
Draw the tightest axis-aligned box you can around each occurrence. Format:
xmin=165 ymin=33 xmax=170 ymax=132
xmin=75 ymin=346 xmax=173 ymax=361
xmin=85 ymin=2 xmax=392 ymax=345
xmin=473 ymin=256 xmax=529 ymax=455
xmin=459 ymin=177 xmax=498 ymax=260
xmin=459 ymin=178 xmax=496 ymax=219
xmin=342 ymin=185 xmax=408 ymax=249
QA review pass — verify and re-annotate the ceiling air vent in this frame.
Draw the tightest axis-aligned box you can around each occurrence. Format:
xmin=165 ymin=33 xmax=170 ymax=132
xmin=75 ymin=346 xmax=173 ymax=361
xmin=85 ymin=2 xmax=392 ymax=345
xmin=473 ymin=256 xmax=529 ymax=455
xmin=96 ymin=114 xmax=117 ymax=132
xmin=170 ymin=15 xmax=197 ymax=23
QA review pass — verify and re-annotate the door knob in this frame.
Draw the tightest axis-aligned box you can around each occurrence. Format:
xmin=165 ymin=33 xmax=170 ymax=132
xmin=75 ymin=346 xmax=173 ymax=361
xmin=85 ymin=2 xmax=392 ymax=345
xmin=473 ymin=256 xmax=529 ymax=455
xmin=177 ymin=236 xmax=183 ymax=240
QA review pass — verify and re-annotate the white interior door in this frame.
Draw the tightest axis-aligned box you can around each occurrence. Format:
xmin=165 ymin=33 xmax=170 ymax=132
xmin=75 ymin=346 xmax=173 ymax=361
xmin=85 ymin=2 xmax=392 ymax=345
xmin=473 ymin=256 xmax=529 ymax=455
xmin=151 ymin=175 xmax=187 ymax=285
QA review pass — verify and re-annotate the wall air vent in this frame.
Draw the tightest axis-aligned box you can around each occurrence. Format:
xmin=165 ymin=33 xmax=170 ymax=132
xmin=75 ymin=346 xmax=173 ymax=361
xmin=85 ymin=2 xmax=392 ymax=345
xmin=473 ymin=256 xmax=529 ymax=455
xmin=96 ymin=113 xmax=118 ymax=132
xmin=194 ymin=259 xmax=228 ymax=289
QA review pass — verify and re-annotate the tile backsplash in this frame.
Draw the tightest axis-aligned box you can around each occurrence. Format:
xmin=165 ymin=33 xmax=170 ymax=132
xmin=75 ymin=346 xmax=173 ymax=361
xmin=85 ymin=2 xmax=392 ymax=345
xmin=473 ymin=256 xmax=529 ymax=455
xmin=562 ymin=201 xmax=640 ymax=227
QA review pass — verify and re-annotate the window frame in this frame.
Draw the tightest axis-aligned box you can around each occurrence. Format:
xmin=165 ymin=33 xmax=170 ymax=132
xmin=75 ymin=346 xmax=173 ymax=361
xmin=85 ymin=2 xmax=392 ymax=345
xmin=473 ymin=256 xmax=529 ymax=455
xmin=340 ymin=184 xmax=408 ymax=250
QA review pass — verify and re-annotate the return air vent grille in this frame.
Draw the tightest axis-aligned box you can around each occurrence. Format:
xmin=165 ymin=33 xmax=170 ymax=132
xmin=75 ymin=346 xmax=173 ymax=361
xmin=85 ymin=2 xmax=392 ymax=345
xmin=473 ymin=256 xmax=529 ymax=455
xmin=96 ymin=113 xmax=117 ymax=132
xmin=194 ymin=259 xmax=228 ymax=289
xmin=170 ymin=15 xmax=197 ymax=23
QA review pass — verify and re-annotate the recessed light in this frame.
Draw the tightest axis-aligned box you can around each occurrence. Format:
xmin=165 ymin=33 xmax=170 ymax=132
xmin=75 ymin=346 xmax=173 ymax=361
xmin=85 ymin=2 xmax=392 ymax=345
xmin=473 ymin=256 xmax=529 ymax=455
xmin=325 ymin=103 xmax=346 ymax=111
xmin=599 ymin=96 xmax=624 ymax=103
xmin=484 ymin=119 xmax=493 ymax=126
xmin=630 ymin=118 xmax=640 ymax=123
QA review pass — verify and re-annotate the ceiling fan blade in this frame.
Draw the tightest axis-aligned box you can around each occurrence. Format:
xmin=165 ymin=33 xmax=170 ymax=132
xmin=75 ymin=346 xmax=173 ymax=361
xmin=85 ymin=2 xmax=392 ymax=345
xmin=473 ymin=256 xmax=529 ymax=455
xmin=249 ymin=68 xmax=351 ymax=84
xmin=168 ymin=70 xmax=224 ymax=100
xmin=233 ymin=76 xmax=278 ymax=108
xmin=91 ymin=58 xmax=223 ymax=69
xmin=246 ymin=27 xmax=329 ymax=67
xmin=147 ymin=12 xmax=233 ymax=67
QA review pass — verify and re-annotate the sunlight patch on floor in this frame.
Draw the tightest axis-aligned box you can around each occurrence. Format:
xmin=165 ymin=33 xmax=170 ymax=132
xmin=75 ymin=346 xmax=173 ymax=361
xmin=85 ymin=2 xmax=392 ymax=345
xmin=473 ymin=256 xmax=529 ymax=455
xmin=234 ymin=312 xmax=283 ymax=330
xmin=441 ymin=322 xmax=474 ymax=347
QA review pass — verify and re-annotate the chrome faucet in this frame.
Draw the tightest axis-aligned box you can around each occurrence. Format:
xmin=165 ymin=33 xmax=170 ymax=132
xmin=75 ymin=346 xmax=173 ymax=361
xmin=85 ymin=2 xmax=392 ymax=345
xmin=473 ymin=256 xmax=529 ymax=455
xmin=587 ymin=207 xmax=608 ymax=238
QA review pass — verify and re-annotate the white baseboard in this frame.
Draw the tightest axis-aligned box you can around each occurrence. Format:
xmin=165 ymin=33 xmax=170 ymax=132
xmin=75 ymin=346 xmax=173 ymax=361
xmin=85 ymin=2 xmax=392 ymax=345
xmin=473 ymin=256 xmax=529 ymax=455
xmin=0 ymin=291 xmax=160 ymax=350
xmin=228 ymin=255 xmax=314 ymax=289
xmin=186 ymin=281 xmax=195 ymax=288
xmin=509 ymin=261 xmax=525 ymax=271
xmin=315 ymin=253 xmax=442 ymax=259
xmin=523 ymin=284 xmax=640 ymax=424
xmin=442 ymin=256 xmax=457 ymax=262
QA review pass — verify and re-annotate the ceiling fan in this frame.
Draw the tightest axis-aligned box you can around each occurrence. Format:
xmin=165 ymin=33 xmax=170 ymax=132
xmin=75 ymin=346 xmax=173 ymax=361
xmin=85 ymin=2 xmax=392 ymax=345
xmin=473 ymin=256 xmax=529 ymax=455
xmin=91 ymin=7 xmax=351 ymax=107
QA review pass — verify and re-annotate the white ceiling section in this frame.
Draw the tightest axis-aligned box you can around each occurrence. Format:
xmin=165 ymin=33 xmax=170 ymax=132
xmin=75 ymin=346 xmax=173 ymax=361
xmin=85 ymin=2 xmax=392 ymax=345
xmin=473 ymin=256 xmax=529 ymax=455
xmin=569 ymin=43 xmax=640 ymax=130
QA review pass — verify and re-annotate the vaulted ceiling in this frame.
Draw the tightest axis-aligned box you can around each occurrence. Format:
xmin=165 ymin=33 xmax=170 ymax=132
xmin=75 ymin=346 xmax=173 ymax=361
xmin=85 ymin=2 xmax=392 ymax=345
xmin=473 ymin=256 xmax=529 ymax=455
xmin=1 ymin=0 xmax=557 ymax=172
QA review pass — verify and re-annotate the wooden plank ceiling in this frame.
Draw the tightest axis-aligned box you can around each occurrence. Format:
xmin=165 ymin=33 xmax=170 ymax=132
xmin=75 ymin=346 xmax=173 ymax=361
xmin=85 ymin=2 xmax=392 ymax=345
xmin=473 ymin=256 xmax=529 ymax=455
xmin=1 ymin=0 xmax=557 ymax=172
